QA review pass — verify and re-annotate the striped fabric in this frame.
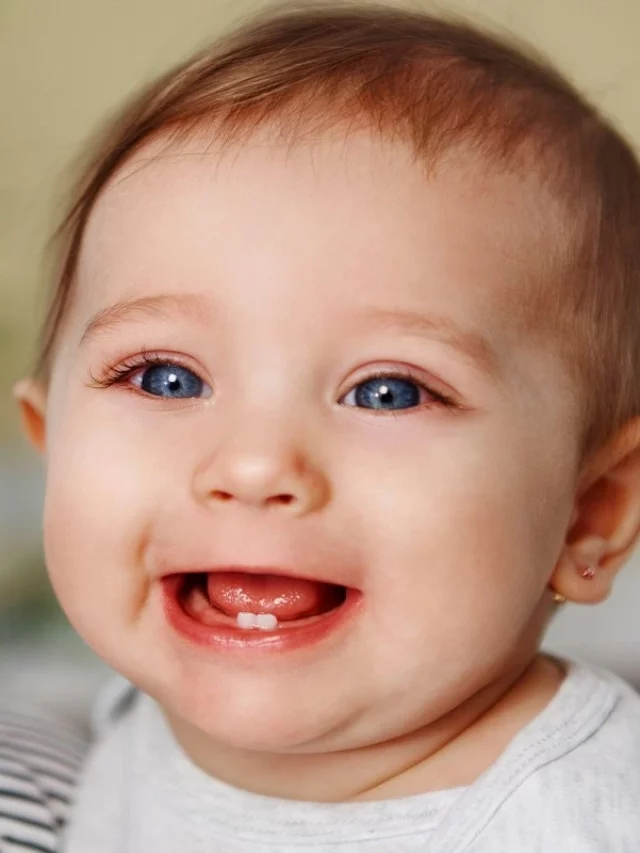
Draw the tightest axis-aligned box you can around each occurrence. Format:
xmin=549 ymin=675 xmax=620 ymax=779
xmin=0 ymin=711 xmax=87 ymax=853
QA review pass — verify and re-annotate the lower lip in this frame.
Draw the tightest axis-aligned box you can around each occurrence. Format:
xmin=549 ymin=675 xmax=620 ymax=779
xmin=161 ymin=576 xmax=363 ymax=654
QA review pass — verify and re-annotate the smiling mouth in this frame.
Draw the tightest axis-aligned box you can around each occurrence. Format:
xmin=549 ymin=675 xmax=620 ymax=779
xmin=174 ymin=572 xmax=349 ymax=632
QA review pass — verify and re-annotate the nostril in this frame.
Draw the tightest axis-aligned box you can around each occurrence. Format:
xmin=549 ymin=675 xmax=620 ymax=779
xmin=210 ymin=491 xmax=294 ymax=506
xmin=269 ymin=494 xmax=295 ymax=506
xmin=211 ymin=490 xmax=233 ymax=502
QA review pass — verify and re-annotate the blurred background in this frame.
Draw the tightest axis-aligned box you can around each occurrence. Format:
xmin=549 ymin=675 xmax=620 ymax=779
xmin=2 ymin=0 xmax=639 ymax=723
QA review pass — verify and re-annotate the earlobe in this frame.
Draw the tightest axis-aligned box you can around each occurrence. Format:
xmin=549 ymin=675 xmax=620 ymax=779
xmin=550 ymin=536 xmax=611 ymax=605
xmin=549 ymin=416 xmax=640 ymax=606
xmin=12 ymin=378 xmax=48 ymax=454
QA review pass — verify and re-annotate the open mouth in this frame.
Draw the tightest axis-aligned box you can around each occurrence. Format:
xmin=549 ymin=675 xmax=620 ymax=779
xmin=177 ymin=572 xmax=348 ymax=630
xmin=161 ymin=570 xmax=359 ymax=651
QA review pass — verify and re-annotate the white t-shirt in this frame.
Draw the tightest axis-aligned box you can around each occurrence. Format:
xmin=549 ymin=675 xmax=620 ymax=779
xmin=59 ymin=657 xmax=640 ymax=852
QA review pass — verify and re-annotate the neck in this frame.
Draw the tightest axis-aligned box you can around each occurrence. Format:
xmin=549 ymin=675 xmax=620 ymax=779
xmin=164 ymin=651 xmax=564 ymax=803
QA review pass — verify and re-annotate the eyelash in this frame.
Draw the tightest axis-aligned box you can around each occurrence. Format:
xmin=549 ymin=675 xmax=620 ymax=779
xmin=88 ymin=350 xmax=182 ymax=388
xmin=87 ymin=350 xmax=458 ymax=411
xmin=348 ymin=367 xmax=457 ymax=410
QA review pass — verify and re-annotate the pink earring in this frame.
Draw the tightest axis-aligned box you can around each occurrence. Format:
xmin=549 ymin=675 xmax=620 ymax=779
xmin=552 ymin=561 xmax=598 ymax=604
xmin=579 ymin=562 xmax=597 ymax=580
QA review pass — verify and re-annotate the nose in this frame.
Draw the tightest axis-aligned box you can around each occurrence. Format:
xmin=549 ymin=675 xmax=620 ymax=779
xmin=191 ymin=420 xmax=330 ymax=516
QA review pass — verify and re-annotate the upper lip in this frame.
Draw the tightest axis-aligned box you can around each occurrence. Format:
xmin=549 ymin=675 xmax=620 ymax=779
xmin=160 ymin=564 xmax=349 ymax=588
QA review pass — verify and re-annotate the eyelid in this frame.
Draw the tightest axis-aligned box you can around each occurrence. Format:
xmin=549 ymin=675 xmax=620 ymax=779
xmin=88 ymin=352 xmax=459 ymax=409
xmin=86 ymin=349 xmax=211 ymax=392
xmin=341 ymin=363 xmax=458 ymax=406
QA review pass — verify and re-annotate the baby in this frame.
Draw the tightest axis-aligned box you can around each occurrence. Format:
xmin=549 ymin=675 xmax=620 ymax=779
xmin=8 ymin=2 xmax=640 ymax=850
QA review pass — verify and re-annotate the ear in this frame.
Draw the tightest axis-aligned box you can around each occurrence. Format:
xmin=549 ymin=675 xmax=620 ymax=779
xmin=550 ymin=416 xmax=640 ymax=605
xmin=12 ymin=378 xmax=48 ymax=454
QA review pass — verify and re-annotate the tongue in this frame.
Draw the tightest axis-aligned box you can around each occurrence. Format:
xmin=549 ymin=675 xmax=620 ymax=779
xmin=206 ymin=572 xmax=340 ymax=621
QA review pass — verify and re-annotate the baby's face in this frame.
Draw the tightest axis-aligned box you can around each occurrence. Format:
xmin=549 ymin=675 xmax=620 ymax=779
xmin=35 ymin=130 xmax=581 ymax=752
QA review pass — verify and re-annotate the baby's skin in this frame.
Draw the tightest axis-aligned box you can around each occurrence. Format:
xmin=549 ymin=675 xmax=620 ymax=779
xmin=13 ymin=128 xmax=640 ymax=802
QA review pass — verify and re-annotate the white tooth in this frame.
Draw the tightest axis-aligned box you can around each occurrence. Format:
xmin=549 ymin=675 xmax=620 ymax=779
xmin=256 ymin=613 xmax=278 ymax=631
xmin=237 ymin=612 xmax=257 ymax=629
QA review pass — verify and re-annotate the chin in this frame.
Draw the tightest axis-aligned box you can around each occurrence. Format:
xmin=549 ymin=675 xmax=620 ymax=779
xmin=158 ymin=676 xmax=343 ymax=754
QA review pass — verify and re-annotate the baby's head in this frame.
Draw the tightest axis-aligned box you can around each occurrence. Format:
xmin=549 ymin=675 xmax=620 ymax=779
xmin=13 ymin=3 xmax=640 ymax=771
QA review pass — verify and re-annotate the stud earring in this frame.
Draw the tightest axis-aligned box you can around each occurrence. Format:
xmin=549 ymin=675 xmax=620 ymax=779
xmin=552 ymin=560 xmax=599 ymax=603
xmin=579 ymin=562 xmax=597 ymax=580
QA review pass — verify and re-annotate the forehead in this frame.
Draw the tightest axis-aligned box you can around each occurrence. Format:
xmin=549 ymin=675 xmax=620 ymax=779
xmin=72 ymin=128 xmax=560 ymax=338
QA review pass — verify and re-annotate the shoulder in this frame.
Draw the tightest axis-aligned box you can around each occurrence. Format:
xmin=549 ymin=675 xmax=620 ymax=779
xmin=560 ymin=662 xmax=640 ymax=797
xmin=0 ymin=707 xmax=89 ymax=852
xmin=562 ymin=660 xmax=640 ymax=767
xmin=486 ymin=660 xmax=640 ymax=850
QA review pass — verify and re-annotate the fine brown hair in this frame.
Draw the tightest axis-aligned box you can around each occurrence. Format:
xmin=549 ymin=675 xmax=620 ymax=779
xmin=34 ymin=2 xmax=640 ymax=463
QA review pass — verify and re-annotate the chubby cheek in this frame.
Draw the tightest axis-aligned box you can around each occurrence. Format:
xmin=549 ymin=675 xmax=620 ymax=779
xmin=42 ymin=410 xmax=158 ymax=650
xmin=342 ymin=422 xmax=563 ymax=698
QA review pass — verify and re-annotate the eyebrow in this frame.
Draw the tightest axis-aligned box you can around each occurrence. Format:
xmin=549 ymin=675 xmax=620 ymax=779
xmin=79 ymin=293 xmax=501 ymax=378
xmin=78 ymin=293 xmax=211 ymax=348
xmin=358 ymin=307 xmax=502 ymax=379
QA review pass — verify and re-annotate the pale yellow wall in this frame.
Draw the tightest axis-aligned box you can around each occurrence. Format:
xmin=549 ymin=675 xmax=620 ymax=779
xmin=1 ymin=0 xmax=639 ymax=442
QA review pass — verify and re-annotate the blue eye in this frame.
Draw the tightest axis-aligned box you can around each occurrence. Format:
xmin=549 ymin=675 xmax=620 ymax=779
xmin=136 ymin=364 xmax=206 ymax=399
xmin=89 ymin=354 xmax=213 ymax=399
xmin=343 ymin=376 xmax=422 ymax=410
